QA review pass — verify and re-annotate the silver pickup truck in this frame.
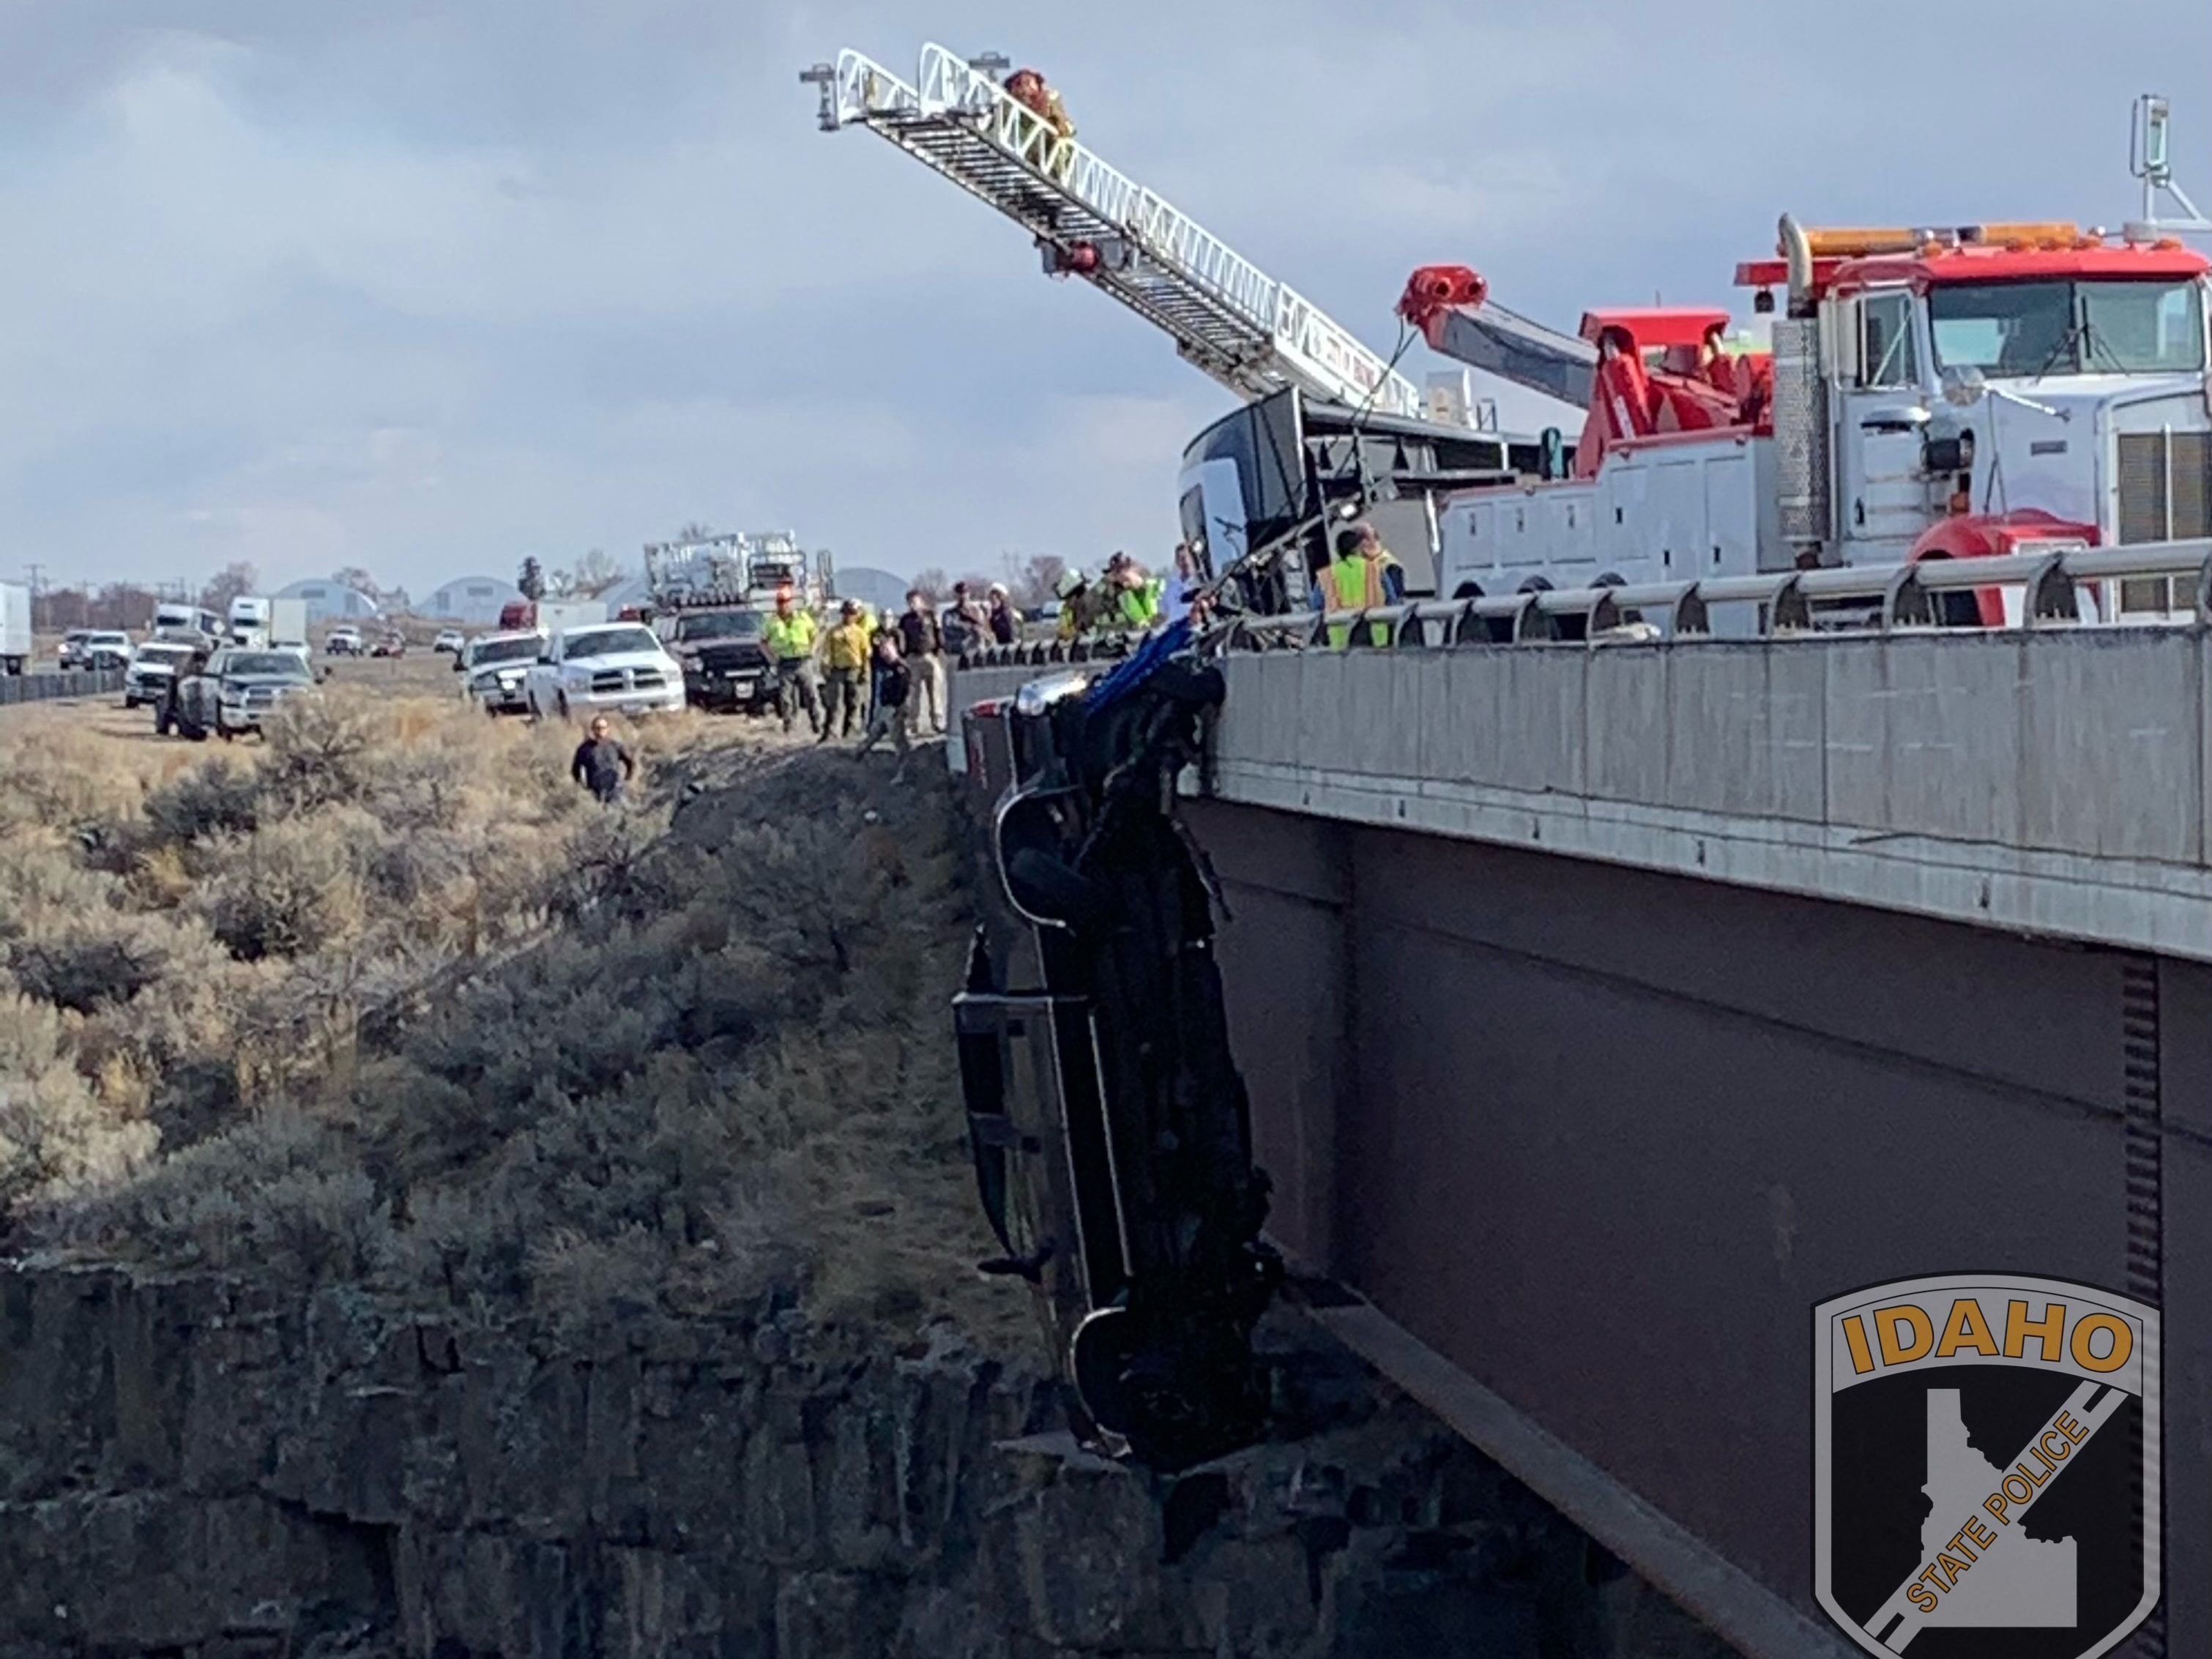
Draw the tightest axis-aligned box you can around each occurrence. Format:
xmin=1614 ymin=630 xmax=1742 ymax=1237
xmin=159 ymin=647 xmax=316 ymax=740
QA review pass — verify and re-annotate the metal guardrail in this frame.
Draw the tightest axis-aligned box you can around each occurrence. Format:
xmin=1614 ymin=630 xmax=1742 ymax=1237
xmin=1243 ymin=540 xmax=2212 ymax=653
xmin=948 ymin=543 xmax=2212 ymax=673
xmin=0 ymin=670 xmax=124 ymax=707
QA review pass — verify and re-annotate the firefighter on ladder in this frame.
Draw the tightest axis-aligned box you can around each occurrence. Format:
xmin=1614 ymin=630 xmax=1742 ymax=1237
xmin=1314 ymin=522 xmax=1405 ymax=649
xmin=1004 ymin=68 xmax=1076 ymax=182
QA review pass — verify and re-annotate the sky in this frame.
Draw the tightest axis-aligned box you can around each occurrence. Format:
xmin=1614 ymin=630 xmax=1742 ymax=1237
xmin=3 ymin=1 xmax=2206 ymax=599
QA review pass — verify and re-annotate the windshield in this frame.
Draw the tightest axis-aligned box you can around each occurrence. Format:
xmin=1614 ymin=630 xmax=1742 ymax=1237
xmin=224 ymin=653 xmax=310 ymax=679
xmin=1928 ymin=278 xmax=2206 ymax=377
xmin=565 ymin=627 xmax=659 ymax=657
xmin=471 ymin=636 xmax=538 ymax=666
xmin=674 ymin=610 xmax=764 ymax=642
xmin=135 ymin=645 xmax=192 ymax=665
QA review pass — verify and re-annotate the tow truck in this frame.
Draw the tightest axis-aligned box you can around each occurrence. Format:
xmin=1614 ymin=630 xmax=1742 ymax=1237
xmin=1391 ymin=95 xmax=2212 ymax=633
xmin=1404 ymin=243 xmax=2208 ymax=630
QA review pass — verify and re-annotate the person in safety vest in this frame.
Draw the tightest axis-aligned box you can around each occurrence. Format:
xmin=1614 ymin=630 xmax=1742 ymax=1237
xmin=763 ymin=587 xmax=823 ymax=736
xmin=1314 ymin=522 xmax=1406 ymax=649
xmin=1054 ymin=567 xmax=1094 ymax=642
xmin=819 ymin=600 xmax=871 ymax=742
xmin=1106 ymin=552 xmax=1163 ymax=632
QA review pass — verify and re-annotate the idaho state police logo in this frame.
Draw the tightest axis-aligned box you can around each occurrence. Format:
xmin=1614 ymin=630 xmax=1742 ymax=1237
xmin=1814 ymin=1275 xmax=2161 ymax=1658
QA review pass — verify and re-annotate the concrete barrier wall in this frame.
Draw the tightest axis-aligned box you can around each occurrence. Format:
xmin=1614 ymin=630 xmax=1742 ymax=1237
xmin=1210 ymin=631 xmax=2212 ymax=871
xmin=0 ymin=670 xmax=124 ymax=707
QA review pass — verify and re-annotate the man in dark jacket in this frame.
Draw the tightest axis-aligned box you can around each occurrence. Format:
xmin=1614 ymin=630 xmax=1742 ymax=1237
xmin=570 ymin=716 xmax=636 ymax=805
xmin=894 ymin=589 xmax=945 ymax=737
xmin=854 ymin=633 xmax=912 ymax=778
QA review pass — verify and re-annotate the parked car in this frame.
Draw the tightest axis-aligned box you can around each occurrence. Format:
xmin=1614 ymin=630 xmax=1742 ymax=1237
xmin=523 ymin=622 xmax=684 ymax=721
xmin=370 ymin=633 xmax=407 ymax=658
xmin=432 ymin=628 xmax=466 ymax=655
xmin=122 ymin=640 xmax=198 ymax=709
xmin=325 ymin=626 xmax=365 ymax=657
xmin=160 ymin=648 xmax=316 ymax=740
xmin=458 ymin=630 xmax=540 ymax=715
xmin=76 ymin=630 xmax=133 ymax=671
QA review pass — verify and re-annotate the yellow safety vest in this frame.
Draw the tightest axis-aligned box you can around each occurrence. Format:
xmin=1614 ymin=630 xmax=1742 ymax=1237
xmin=1319 ymin=555 xmax=1391 ymax=649
xmin=764 ymin=611 xmax=817 ymax=661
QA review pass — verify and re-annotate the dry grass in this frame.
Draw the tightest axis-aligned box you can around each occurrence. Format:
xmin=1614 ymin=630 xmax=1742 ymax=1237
xmin=0 ymin=689 xmax=1017 ymax=1352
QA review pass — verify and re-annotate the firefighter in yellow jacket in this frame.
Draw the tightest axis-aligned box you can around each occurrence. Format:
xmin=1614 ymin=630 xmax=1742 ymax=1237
xmin=820 ymin=600 xmax=872 ymax=742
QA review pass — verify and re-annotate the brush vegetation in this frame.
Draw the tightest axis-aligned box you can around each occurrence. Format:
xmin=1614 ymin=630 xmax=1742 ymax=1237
xmin=0 ymin=692 xmax=1009 ymax=1346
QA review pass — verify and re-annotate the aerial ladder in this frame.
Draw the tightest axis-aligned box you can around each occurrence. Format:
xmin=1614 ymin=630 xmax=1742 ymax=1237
xmin=801 ymin=42 xmax=1429 ymax=423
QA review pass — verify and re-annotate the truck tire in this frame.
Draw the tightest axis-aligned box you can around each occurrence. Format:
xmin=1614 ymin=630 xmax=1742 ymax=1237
xmin=556 ymin=690 xmax=571 ymax=722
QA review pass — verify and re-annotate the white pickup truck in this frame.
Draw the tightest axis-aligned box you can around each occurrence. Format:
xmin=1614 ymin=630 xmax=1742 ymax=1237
xmin=523 ymin=622 xmax=685 ymax=721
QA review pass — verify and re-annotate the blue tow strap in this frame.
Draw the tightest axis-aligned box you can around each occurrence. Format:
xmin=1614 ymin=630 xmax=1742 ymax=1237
xmin=1081 ymin=619 xmax=1192 ymax=715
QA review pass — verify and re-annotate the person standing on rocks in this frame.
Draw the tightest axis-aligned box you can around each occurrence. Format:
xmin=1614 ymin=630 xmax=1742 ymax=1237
xmin=819 ymin=600 xmax=871 ymax=743
xmin=895 ymin=589 xmax=946 ymax=737
xmin=854 ymin=630 xmax=913 ymax=778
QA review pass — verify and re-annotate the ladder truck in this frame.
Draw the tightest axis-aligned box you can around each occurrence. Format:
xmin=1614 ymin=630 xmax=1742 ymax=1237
xmin=804 ymin=42 xmax=1436 ymax=422
xmin=803 ymin=43 xmax=1543 ymax=599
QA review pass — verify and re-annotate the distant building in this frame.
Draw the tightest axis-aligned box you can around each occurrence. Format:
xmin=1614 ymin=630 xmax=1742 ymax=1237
xmin=274 ymin=579 xmax=380 ymax=622
xmin=597 ymin=574 xmax=655 ymax=616
xmin=425 ymin=575 xmax=524 ymax=626
xmin=838 ymin=565 xmax=913 ymax=616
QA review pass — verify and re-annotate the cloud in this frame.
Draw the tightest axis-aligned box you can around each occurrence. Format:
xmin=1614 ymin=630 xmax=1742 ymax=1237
xmin=0 ymin=1 xmax=2205 ymax=595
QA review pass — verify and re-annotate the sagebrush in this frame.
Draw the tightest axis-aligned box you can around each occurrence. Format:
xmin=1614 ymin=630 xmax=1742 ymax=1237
xmin=0 ymin=693 xmax=1011 ymax=1349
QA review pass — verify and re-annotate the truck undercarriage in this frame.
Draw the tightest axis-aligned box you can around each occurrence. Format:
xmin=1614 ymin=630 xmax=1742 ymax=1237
xmin=954 ymin=647 xmax=1280 ymax=1470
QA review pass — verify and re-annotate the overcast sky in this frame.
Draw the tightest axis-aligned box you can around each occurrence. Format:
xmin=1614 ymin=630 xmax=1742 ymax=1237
xmin=4 ymin=1 xmax=2205 ymax=597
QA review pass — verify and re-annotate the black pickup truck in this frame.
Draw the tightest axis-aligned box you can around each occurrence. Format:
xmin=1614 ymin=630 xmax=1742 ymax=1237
xmin=667 ymin=606 xmax=773 ymax=714
xmin=953 ymin=653 xmax=1280 ymax=1471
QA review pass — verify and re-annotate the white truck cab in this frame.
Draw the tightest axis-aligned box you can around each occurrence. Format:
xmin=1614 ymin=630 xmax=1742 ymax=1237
xmin=1429 ymin=226 xmax=2211 ymax=630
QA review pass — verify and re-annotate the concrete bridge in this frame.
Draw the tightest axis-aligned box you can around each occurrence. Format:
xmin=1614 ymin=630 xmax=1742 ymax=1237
xmin=950 ymin=625 xmax=2211 ymax=1659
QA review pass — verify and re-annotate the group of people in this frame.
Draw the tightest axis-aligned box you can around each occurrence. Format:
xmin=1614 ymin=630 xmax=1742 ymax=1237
xmin=572 ymin=521 xmax=1410 ymax=805
xmin=757 ymin=584 xmax=1026 ymax=772
xmin=1050 ymin=548 xmax=1186 ymax=643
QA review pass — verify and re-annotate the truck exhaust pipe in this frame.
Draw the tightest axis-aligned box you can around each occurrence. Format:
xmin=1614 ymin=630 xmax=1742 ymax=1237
xmin=1779 ymin=213 xmax=1816 ymax=318
xmin=1772 ymin=213 xmax=1831 ymax=553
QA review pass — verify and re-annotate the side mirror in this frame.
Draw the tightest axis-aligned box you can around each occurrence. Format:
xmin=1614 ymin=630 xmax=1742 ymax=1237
xmin=1940 ymin=365 xmax=1987 ymax=408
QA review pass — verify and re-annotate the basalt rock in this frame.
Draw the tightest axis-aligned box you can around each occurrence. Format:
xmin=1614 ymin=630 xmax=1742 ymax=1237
xmin=0 ymin=1265 xmax=1738 ymax=1658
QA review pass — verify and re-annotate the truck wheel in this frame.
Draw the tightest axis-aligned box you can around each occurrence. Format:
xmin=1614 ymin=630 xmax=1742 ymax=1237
xmin=556 ymin=691 xmax=571 ymax=722
xmin=154 ymin=703 xmax=171 ymax=736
